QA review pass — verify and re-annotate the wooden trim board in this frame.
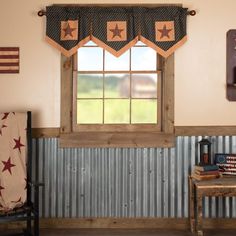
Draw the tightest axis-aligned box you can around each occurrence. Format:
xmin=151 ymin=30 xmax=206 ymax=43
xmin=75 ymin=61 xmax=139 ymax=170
xmin=175 ymin=126 xmax=236 ymax=136
xmin=60 ymin=132 xmax=175 ymax=148
xmin=2 ymin=218 xmax=236 ymax=230
xmin=60 ymin=55 xmax=73 ymax=134
xmin=32 ymin=128 xmax=60 ymax=138
xmin=32 ymin=126 xmax=236 ymax=139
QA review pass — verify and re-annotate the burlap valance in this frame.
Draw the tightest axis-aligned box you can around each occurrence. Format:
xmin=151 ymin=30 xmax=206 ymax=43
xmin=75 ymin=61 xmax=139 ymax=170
xmin=46 ymin=6 xmax=187 ymax=58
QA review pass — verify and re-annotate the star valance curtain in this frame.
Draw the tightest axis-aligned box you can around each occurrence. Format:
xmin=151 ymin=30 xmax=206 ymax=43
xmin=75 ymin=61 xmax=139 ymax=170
xmin=45 ymin=6 xmax=187 ymax=58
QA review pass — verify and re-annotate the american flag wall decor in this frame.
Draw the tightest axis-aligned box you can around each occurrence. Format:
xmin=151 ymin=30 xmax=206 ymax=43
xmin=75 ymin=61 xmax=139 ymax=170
xmin=0 ymin=47 xmax=19 ymax=74
xmin=215 ymin=153 xmax=236 ymax=175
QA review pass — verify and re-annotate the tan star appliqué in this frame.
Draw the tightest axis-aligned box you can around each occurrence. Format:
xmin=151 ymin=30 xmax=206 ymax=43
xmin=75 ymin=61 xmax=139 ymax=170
xmin=61 ymin=20 xmax=78 ymax=41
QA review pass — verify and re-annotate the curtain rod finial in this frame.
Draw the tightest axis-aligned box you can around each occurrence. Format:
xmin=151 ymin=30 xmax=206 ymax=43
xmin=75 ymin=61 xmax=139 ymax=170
xmin=38 ymin=10 xmax=46 ymax=17
xmin=188 ymin=10 xmax=196 ymax=16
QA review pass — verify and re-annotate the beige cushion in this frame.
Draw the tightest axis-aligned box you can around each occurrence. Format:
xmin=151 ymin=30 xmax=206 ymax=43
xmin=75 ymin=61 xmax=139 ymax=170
xmin=0 ymin=112 xmax=27 ymax=211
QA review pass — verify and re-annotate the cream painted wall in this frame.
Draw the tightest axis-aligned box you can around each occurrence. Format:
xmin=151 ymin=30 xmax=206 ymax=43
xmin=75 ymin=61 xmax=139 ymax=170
xmin=0 ymin=0 xmax=235 ymax=127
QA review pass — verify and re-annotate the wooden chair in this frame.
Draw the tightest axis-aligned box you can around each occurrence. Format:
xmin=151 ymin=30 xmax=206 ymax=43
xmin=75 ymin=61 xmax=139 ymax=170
xmin=0 ymin=111 xmax=42 ymax=236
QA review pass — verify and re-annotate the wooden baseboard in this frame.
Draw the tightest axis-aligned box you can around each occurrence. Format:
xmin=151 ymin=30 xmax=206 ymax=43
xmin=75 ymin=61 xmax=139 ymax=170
xmin=39 ymin=218 xmax=188 ymax=229
xmin=2 ymin=218 xmax=236 ymax=230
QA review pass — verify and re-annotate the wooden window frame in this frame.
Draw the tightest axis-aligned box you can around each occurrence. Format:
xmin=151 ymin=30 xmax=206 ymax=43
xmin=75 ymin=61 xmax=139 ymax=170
xmin=58 ymin=4 xmax=176 ymax=148
xmin=60 ymin=52 xmax=174 ymax=148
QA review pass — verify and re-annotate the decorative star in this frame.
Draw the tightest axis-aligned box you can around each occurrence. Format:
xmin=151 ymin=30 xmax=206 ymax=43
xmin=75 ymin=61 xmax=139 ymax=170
xmin=158 ymin=24 xmax=172 ymax=39
xmin=110 ymin=24 xmax=124 ymax=39
xmin=13 ymin=136 xmax=25 ymax=153
xmin=0 ymin=186 xmax=4 ymax=197
xmin=2 ymin=157 xmax=16 ymax=175
xmin=63 ymin=23 xmax=76 ymax=37
xmin=0 ymin=124 xmax=7 ymax=136
xmin=1 ymin=113 xmax=10 ymax=120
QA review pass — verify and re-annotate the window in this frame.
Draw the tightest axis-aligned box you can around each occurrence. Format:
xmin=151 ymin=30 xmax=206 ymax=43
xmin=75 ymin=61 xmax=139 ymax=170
xmin=72 ymin=41 xmax=161 ymax=132
xmin=60 ymin=43 xmax=174 ymax=147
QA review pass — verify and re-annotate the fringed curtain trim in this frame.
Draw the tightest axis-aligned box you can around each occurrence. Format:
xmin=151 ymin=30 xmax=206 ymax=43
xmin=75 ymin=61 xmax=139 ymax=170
xmin=45 ymin=6 xmax=187 ymax=58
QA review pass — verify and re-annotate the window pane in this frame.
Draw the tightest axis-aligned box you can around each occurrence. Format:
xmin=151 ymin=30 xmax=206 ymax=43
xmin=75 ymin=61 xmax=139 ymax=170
xmin=77 ymin=74 xmax=103 ymax=98
xmin=131 ymin=74 xmax=157 ymax=98
xmin=104 ymin=99 xmax=130 ymax=124
xmin=131 ymin=99 xmax=157 ymax=124
xmin=135 ymin=41 xmax=146 ymax=46
xmin=84 ymin=41 xmax=97 ymax=46
xmin=77 ymin=47 xmax=103 ymax=71
xmin=131 ymin=47 xmax=156 ymax=71
xmin=77 ymin=99 xmax=103 ymax=124
xmin=104 ymin=50 xmax=129 ymax=71
xmin=105 ymin=74 xmax=130 ymax=98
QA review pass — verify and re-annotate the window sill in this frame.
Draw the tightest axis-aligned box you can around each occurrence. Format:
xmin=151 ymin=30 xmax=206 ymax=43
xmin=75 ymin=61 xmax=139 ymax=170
xmin=59 ymin=131 xmax=175 ymax=148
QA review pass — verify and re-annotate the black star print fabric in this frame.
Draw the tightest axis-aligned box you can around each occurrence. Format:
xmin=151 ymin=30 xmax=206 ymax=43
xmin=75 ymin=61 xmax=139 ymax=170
xmin=45 ymin=6 xmax=187 ymax=58
xmin=91 ymin=7 xmax=138 ymax=57
xmin=46 ymin=6 xmax=91 ymax=57
xmin=139 ymin=7 xmax=187 ymax=57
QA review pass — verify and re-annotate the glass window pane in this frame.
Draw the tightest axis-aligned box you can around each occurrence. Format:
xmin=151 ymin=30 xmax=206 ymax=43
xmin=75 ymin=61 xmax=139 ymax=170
xmin=131 ymin=99 xmax=157 ymax=124
xmin=131 ymin=47 xmax=156 ymax=71
xmin=104 ymin=51 xmax=129 ymax=71
xmin=104 ymin=99 xmax=130 ymax=124
xmin=134 ymin=41 xmax=146 ymax=46
xmin=84 ymin=41 xmax=97 ymax=46
xmin=77 ymin=47 xmax=103 ymax=71
xmin=77 ymin=99 xmax=103 ymax=124
xmin=105 ymin=74 xmax=130 ymax=98
xmin=77 ymin=74 xmax=103 ymax=98
xmin=131 ymin=74 xmax=157 ymax=98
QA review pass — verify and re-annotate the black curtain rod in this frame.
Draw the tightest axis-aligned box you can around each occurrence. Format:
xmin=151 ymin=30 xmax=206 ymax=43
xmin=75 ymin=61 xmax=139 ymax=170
xmin=37 ymin=9 xmax=196 ymax=17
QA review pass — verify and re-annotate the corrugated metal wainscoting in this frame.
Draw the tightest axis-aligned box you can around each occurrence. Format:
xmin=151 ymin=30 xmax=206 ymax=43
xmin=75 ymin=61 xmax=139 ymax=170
xmin=32 ymin=136 xmax=236 ymax=218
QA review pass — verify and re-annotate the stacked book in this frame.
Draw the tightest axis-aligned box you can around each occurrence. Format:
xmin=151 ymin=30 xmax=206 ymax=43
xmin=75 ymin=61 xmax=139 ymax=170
xmin=215 ymin=153 xmax=236 ymax=175
xmin=192 ymin=164 xmax=220 ymax=180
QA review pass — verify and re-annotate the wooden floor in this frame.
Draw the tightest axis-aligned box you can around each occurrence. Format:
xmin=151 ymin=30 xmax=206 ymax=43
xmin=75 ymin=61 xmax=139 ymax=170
xmin=2 ymin=229 xmax=236 ymax=236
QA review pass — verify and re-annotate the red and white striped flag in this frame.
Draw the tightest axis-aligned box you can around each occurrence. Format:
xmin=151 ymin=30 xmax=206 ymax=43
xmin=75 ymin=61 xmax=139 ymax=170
xmin=0 ymin=47 xmax=19 ymax=73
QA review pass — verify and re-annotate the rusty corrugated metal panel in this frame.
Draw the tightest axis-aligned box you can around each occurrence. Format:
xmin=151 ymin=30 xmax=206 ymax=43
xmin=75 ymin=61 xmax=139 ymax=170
xmin=33 ymin=136 xmax=236 ymax=218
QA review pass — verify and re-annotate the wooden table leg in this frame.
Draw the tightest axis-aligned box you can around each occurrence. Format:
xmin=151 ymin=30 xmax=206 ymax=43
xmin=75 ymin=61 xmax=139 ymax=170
xmin=189 ymin=176 xmax=195 ymax=233
xmin=196 ymin=190 xmax=203 ymax=236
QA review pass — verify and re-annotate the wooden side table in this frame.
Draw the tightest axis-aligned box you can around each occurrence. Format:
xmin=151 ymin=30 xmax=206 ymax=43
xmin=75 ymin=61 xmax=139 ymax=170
xmin=189 ymin=176 xmax=236 ymax=236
